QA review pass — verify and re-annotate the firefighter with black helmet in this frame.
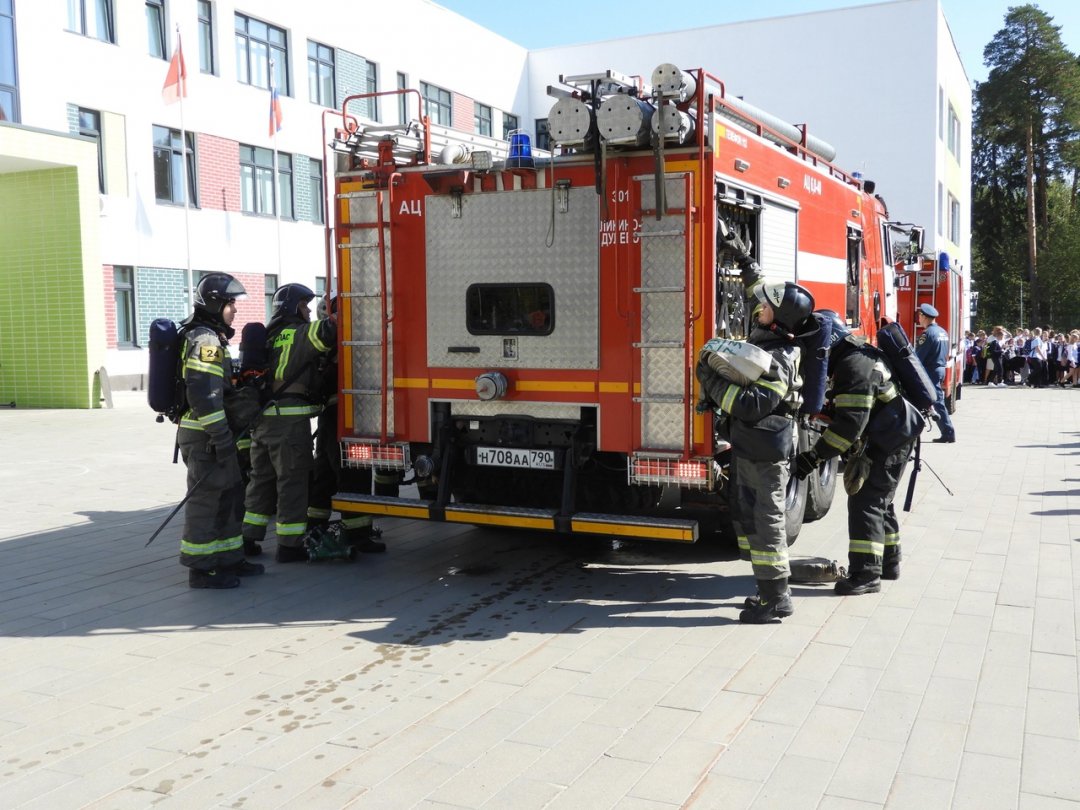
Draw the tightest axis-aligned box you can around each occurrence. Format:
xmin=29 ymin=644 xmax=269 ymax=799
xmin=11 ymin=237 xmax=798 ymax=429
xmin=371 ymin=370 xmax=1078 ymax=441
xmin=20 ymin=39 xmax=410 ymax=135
xmin=178 ymin=272 xmax=265 ymax=589
xmin=697 ymin=226 xmax=814 ymax=623
xmin=243 ymin=283 xmax=336 ymax=562
xmin=306 ymin=294 xmax=384 ymax=552
xmin=791 ymin=310 xmax=922 ymax=594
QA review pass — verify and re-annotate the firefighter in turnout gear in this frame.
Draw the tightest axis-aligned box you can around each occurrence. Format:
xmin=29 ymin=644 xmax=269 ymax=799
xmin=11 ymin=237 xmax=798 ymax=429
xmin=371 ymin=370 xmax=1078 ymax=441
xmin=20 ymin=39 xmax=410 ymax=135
xmin=791 ymin=310 xmax=922 ymax=594
xmin=178 ymin=273 xmax=265 ymax=589
xmin=243 ymin=283 xmax=336 ymax=562
xmin=307 ymin=294 xmax=384 ymax=552
xmin=697 ymin=225 xmax=813 ymax=623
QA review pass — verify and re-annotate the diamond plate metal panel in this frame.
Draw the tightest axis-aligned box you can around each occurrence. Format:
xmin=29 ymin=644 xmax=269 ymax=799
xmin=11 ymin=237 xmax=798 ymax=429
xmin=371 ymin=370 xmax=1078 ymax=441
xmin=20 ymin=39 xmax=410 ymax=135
xmin=641 ymin=224 xmax=685 ymax=289
xmin=345 ymin=193 xmax=389 ymax=225
xmin=641 ymin=402 xmax=683 ymax=450
xmin=642 ymin=347 xmax=684 ymax=396
xmin=641 ymin=293 xmax=683 ymax=344
xmin=447 ymin=400 xmax=583 ymax=420
xmin=425 ymin=188 xmax=599 ymax=369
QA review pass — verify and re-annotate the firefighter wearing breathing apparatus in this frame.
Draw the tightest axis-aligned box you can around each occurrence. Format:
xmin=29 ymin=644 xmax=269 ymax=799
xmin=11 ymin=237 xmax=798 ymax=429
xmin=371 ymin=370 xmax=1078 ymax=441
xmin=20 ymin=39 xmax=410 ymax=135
xmin=178 ymin=273 xmax=265 ymax=589
xmin=242 ymin=283 xmax=336 ymax=562
xmin=697 ymin=228 xmax=814 ymax=623
xmin=791 ymin=310 xmax=923 ymax=595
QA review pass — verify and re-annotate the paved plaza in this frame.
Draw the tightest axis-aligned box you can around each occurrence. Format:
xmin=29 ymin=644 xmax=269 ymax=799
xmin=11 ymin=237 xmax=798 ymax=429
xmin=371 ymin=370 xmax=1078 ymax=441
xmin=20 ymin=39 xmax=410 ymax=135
xmin=0 ymin=385 xmax=1077 ymax=809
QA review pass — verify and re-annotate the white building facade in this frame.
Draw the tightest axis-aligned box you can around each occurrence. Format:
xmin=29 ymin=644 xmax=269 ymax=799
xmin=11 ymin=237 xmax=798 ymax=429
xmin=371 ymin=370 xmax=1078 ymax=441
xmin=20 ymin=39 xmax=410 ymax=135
xmin=0 ymin=0 xmax=969 ymax=388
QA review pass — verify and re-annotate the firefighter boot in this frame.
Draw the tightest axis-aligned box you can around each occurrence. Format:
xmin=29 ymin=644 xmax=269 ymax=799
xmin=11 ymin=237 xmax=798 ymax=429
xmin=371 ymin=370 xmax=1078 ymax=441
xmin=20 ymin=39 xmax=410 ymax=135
xmin=344 ymin=524 xmax=385 ymax=553
xmin=243 ymin=539 xmax=263 ymax=557
xmin=835 ymin=569 xmax=882 ymax=595
xmin=275 ymin=544 xmax=309 ymax=563
xmin=882 ymin=548 xmax=902 ymax=581
xmin=188 ymin=568 xmax=241 ymax=589
xmin=227 ymin=560 xmax=265 ymax=577
xmin=739 ymin=578 xmax=794 ymax=624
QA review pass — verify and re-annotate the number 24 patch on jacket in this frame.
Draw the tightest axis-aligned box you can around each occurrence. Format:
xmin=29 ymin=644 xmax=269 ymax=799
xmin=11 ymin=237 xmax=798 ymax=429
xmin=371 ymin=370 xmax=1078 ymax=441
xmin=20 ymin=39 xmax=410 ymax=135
xmin=199 ymin=345 xmax=223 ymax=363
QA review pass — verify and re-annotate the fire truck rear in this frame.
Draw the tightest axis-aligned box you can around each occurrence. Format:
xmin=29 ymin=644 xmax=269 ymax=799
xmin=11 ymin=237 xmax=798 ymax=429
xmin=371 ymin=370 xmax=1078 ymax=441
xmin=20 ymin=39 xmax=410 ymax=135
xmin=326 ymin=64 xmax=905 ymax=544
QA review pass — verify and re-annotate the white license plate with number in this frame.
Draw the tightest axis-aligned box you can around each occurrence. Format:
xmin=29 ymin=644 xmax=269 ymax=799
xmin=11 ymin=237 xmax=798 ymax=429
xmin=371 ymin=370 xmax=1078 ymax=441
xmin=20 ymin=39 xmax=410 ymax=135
xmin=475 ymin=447 xmax=556 ymax=470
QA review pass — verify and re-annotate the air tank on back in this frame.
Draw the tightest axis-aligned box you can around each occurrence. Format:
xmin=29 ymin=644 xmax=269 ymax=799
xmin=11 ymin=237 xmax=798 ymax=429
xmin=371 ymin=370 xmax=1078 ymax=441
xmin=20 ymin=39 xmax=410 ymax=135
xmin=596 ymin=95 xmax=653 ymax=146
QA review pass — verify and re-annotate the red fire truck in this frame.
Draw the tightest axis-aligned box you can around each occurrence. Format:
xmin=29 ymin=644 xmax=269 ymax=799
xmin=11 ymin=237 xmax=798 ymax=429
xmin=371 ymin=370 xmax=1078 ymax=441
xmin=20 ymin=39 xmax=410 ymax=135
xmin=895 ymin=249 xmax=964 ymax=411
xmin=324 ymin=64 xmax=911 ymax=544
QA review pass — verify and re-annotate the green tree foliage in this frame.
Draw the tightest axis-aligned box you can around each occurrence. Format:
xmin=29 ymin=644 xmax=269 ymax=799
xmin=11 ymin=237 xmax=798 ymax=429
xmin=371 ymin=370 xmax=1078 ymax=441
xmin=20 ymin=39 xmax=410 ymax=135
xmin=972 ymin=4 xmax=1080 ymax=327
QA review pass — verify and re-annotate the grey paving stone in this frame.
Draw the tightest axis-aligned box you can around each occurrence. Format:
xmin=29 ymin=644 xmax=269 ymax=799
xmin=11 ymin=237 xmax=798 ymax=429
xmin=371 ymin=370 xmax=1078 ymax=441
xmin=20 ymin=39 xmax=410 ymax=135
xmin=1021 ymin=734 xmax=1080 ymax=801
xmin=826 ymin=736 xmax=905 ymax=804
xmin=886 ymin=772 xmax=955 ymax=809
xmin=952 ymin=751 xmax=1022 ymax=810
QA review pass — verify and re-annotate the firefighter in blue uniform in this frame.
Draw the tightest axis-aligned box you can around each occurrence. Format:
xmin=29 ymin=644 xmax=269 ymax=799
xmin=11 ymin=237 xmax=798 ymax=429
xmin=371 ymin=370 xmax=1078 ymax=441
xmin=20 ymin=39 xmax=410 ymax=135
xmin=178 ymin=273 xmax=265 ymax=589
xmin=243 ymin=284 xmax=336 ymax=562
xmin=792 ymin=311 xmax=922 ymax=594
xmin=697 ymin=227 xmax=814 ymax=623
xmin=915 ymin=303 xmax=955 ymax=443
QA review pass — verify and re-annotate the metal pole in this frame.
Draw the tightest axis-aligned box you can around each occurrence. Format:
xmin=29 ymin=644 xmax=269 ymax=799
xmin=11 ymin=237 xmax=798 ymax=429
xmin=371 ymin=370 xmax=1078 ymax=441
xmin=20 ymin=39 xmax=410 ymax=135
xmin=270 ymin=57 xmax=283 ymax=277
xmin=1020 ymin=279 xmax=1024 ymax=328
xmin=177 ymin=26 xmax=194 ymax=310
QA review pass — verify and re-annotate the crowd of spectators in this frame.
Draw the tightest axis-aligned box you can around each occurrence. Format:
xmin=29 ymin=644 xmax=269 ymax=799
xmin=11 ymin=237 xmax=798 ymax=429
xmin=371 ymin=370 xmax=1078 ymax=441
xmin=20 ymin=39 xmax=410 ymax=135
xmin=963 ymin=327 xmax=1080 ymax=388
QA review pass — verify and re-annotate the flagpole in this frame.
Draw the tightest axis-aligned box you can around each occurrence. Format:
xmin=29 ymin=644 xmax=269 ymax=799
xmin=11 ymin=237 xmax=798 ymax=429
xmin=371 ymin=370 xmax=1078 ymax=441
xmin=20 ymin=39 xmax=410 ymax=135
xmin=175 ymin=27 xmax=194 ymax=310
xmin=270 ymin=57 xmax=283 ymax=276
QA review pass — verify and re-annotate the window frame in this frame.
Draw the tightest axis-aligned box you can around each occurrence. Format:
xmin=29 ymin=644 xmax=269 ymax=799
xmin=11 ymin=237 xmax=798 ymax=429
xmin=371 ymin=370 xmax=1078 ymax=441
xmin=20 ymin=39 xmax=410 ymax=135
xmin=420 ymin=81 xmax=451 ymax=126
xmin=146 ymin=0 xmax=166 ymax=59
xmin=309 ymin=158 xmax=324 ymax=225
xmin=264 ymin=274 xmax=278 ymax=321
xmin=307 ymin=40 xmax=335 ymax=108
xmin=947 ymin=103 xmax=960 ymax=159
xmin=502 ymin=112 xmax=519 ymax=141
xmin=113 ymin=266 xmax=137 ymax=347
xmin=948 ymin=193 xmax=961 ymax=245
xmin=239 ymin=143 xmax=277 ymax=217
xmin=535 ymin=118 xmax=551 ymax=151
xmin=234 ymin=12 xmax=289 ymax=94
xmin=465 ymin=283 xmax=555 ymax=337
xmin=66 ymin=0 xmax=115 ymax=43
xmin=359 ymin=57 xmax=378 ymax=121
xmin=1 ymin=0 xmax=19 ymax=123
xmin=152 ymin=124 xmax=198 ymax=207
xmin=474 ymin=102 xmax=492 ymax=137
xmin=277 ymin=151 xmax=294 ymax=220
xmin=197 ymin=0 xmax=215 ymax=75
xmin=396 ymin=71 xmax=408 ymax=124
xmin=77 ymin=107 xmax=105 ymax=194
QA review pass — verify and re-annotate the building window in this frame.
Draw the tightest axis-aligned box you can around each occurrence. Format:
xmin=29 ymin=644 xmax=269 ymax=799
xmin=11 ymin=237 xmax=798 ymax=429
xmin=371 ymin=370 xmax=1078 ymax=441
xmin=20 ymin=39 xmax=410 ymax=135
xmin=240 ymin=144 xmax=276 ymax=215
xmin=77 ymin=108 xmax=105 ymax=193
xmin=948 ymin=193 xmax=960 ymax=244
xmin=146 ymin=0 xmax=166 ymax=59
xmin=937 ymin=86 xmax=944 ymax=140
xmin=397 ymin=72 xmax=408 ymax=124
xmin=278 ymin=152 xmax=294 ymax=220
xmin=264 ymin=274 xmax=278 ymax=321
xmin=310 ymin=158 xmax=324 ymax=224
xmin=66 ymin=0 xmax=114 ymax=43
xmin=314 ymin=275 xmax=326 ymax=299
xmin=474 ymin=102 xmax=492 ymax=137
xmin=420 ymin=81 xmax=451 ymax=126
xmin=535 ymin=118 xmax=550 ymax=151
xmin=152 ymin=125 xmax=197 ymax=206
xmin=947 ymin=104 xmax=961 ymax=159
xmin=114 ymin=266 xmax=137 ymax=346
xmin=307 ymin=41 xmax=334 ymax=107
xmin=197 ymin=0 xmax=214 ymax=75
xmin=502 ymin=113 xmax=519 ymax=141
xmin=234 ymin=12 xmax=288 ymax=93
xmin=937 ymin=182 xmax=943 ymax=236
xmin=1 ymin=0 xmax=19 ymax=123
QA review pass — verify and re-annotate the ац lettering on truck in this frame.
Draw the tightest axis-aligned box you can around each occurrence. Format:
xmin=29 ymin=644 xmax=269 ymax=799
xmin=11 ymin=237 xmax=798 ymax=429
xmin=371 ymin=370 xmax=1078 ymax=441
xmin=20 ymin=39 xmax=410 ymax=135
xmin=325 ymin=63 xmax=908 ymax=544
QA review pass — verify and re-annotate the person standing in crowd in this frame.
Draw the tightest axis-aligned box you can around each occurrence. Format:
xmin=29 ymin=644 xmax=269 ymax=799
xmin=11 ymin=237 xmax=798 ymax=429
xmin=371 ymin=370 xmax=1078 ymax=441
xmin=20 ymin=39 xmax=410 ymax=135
xmin=962 ymin=330 xmax=977 ymax=384
xmin=986 ymin=326 xmax=1005 ymax=387
xmin=1066 ymin=332 xmax=1080 ymax=387
xmin=915 ymin=303 xmax=955 ymax=443
xmin=792 ymin=310 xmax=921 ymax=595
xmin=243 ymin=283 xmax=336 ymax=562
xmin=177 ymin=273 xmax=265 ymax=589
xmin=1027 ymin=327 xmax=1047 ymax=388
xmin=696 ymin=225 xmax=813 ymax=624
xmin=307 ymin=294 xmax=385 ymax=552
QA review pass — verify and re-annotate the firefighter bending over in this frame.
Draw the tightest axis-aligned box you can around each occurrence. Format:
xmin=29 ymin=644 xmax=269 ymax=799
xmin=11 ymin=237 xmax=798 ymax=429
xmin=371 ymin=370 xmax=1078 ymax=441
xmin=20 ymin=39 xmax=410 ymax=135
xmin=242 ymin=283 xmax=335 ymax=562
xmin=697 ymin=228 xmax=814 ymax=623
xmin=307 ymin=294 xmax=385 ymax=552
xmin=178 ymin=273 xmax=265 ymax=589
xmin=792 ymin=310 xmax=922 ymax=594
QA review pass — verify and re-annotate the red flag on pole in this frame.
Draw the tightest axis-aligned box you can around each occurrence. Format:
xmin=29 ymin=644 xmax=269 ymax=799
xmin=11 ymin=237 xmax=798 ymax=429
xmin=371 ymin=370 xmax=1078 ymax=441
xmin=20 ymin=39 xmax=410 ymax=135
xmin=162 ymin=34 xmax=187 ymax=105
xmin=269 ymin=85 xmax=283 ymax=137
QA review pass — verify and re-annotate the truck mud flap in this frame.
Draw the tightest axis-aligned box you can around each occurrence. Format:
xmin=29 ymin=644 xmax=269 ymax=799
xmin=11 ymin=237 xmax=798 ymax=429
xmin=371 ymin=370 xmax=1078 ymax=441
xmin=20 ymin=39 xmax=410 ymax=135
xmin=331 ymin=494 xmax=698 ymax=543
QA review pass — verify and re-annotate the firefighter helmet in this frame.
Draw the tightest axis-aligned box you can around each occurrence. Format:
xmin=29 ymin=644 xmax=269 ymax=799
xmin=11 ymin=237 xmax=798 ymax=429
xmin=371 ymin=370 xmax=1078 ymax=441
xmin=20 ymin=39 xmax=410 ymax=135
xmin=271 ymin=283 xmax=316 ymax=318
xmin=755 ymin=281 xmax=815 ymax=332
xmin=194 ymin=273 xmax=247 ymax=316
xmin=815 ymin=309 xmax=851 ymax=350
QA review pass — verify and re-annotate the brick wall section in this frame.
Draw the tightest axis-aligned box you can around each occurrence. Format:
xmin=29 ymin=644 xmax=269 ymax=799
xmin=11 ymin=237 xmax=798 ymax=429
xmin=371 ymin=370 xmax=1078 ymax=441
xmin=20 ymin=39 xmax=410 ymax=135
xmin=136 ymin=267 xmax=189 ymax=342
xmin=293 ymin=154 xmax=312 ymax=222
xmin=337 ymin=50 xmax=377 ymax=121
xmin=197 ymin=133 xmax=241 ymax=212
xmin=452 ymin=93 xmax=474 ymax=133
xmin=66 ymin=103 xmax=79 ymax=135
xmin=103 ymin=265 xmax=117 ymax=348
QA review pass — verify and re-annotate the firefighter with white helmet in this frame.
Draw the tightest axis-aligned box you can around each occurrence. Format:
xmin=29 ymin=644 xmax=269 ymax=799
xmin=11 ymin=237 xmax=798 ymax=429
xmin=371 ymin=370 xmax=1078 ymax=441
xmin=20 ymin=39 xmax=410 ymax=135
xmin=178 ymin=272 xmax=265 ymax=588
xmin=697 ymin=228 xmax=814 ymax=623
xmin=242 ymin=283 xmax=336 ymax=562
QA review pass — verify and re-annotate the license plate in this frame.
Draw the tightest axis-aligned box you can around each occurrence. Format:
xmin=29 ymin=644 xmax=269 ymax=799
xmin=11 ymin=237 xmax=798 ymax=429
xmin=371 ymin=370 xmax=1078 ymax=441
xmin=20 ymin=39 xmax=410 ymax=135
xmin=475 ymin=447 xmax=556 ymax=470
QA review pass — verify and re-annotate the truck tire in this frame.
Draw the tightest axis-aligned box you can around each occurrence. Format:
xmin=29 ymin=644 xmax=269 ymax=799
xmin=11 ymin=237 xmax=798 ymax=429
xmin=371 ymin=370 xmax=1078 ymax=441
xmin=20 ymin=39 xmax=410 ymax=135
xmin=784 ymin=470 xmax=807 ymax=546
xmin=804 ymin=456 xmax=838 ymax=522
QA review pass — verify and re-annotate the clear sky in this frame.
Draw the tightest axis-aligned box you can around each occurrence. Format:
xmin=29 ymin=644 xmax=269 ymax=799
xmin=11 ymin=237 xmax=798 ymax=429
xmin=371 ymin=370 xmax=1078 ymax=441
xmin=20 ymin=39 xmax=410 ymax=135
xmin=432 ymin=0 xmax=1080 ymax=86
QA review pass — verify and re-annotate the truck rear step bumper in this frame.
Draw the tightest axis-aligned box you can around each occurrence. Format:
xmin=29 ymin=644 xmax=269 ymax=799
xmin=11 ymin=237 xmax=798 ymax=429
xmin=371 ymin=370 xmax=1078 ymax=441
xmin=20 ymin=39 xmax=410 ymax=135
xmin=331 ymin=493 xmax=698 ymax=543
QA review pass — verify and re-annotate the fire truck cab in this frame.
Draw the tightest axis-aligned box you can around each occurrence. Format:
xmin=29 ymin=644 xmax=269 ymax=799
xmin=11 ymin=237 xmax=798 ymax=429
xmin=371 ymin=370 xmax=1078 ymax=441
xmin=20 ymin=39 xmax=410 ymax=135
xmin=326 ymin=64 xmax=902 ymax=545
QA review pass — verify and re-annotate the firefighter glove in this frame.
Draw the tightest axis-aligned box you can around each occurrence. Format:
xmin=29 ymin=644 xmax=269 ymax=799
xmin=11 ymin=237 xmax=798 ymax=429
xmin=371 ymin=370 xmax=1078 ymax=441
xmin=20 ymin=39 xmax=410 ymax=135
xmin=793 ymin=449 xmax=819 ymax=480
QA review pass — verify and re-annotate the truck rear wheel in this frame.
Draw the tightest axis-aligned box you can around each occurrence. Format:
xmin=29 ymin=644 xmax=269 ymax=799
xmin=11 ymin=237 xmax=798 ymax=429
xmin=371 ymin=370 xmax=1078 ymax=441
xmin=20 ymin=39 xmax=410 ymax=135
xmin=804 ymin=456 xmax=838 ymax=522
xmin=785 ymin=470 xmax=807 ymax=546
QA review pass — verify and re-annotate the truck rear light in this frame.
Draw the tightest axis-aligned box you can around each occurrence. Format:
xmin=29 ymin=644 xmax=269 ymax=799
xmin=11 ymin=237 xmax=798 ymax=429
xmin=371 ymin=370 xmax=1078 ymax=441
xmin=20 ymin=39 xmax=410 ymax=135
xmin=341 ymin=441 xmax=410 ymax=470
xmin=628 ymin=455 xmax=713 ymax=489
